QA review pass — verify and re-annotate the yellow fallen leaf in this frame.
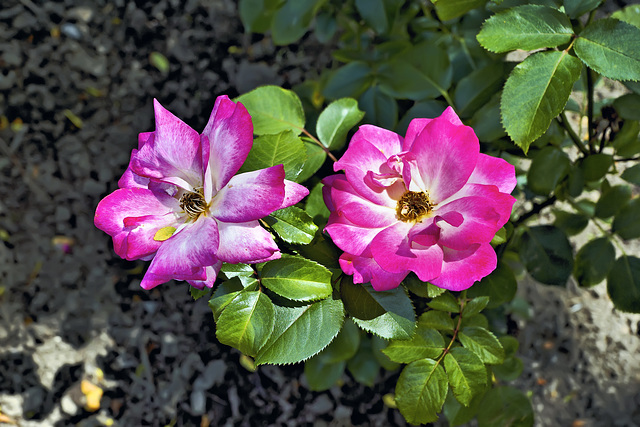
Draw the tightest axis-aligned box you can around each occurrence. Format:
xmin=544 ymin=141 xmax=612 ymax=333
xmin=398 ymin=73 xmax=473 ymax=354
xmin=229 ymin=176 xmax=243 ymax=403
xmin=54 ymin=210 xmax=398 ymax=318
xmin=81 ymin=380 xmax=103 ymax=412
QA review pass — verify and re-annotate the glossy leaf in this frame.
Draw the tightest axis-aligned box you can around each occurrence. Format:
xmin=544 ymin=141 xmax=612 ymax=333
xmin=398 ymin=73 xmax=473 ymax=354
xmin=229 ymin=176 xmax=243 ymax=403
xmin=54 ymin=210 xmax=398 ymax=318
xmin=462 ymin=296 xmax=490 ymax=318
xmin=477 ymin=386 xmax=534 ymax=427
xmin=296 ymin=140 xmax=327 ymax=183
xmin=305 ymin=182 xmax=330 ymax=222
xmin=458 ymin=326 xmax=505 ymax=365
xmin=238 ymin=0 xmax=281 ymax=33
xmin=467 ymin=262 xmax=518 ymax=309
xmin=419 ymin=310 xmax=455 ymax=332
xmin=209 ymin=276 xmax=258 ymax=321
xmin=492 ymin=356 xmax=524 ymax=382
xmin=527 ymin=147 xmax=571 ymax=195
xmin=397 ymin=100 xmax=447 ymax=135
xmin=304 ymin=358 xmax=346 ymax=391
xmin=427 ymin=291 xmax=461 ymax=313
xmin=395 ymin=359 xmax=448 ymax=424
xmin=477 ymin=5 xmax=573 ymax=53
xmin=573 ymin=237 xmax=616 ymax=287
xmin=454 ymin=63 xmax=505 ymax=118
xmin=563 ymin=0 xmax=602 ymax=18
xmin=216 ymin=291 xmax=275 ymax=357
xmin=433 ymin=0 xmax=488 ymax=21
xmin=238 ymin=131 xmax=306 ymax=180
xmin=347 ymin=336 xmax=381 ymax=387
xmin=443 ymin=390 xmax=484 ymax=427
xmin=469 ymin=93 xmax=507 ymax=142
xmin=444 ymin=347 xmax=487 ymax=406
xmin=502 ymin=51 xmax=582 ymax=153
xmin=348 ymin=286 xmax=416 ymax=340
xmin=612 ymin=120 xmax=640 ymax=157
xmin=359 ymin=86 xmax=398 ymax=130
xmin=519 ymin=225 xmax=573 ymax=286
xmin=372 ymin=336 xmax=401 ymax=371
xmin=255 ymin=296 xmax=345 ymax=365
xmin=607 ymin=256 xmax=640 ymax=313
xmin=323 ymin=62 xmax=373 ymax=99
xmin=612 ymin=198 xmax=640 ymax=240
xmin=613 ymin=93 xmax=640 ymax=121
xmin=316 ymin=98 xmax=364 ymax=150
xmin=403 ymin=274 xmax=446 ymax=298
xmin=579 ymin=153 xmax=613 ymax=182
xmin=355 ymin=0 xmax=388 ymax=34
xmin=271 ymin=0 xmax=324 ymax=45
xmin=383 ymin=321 xmax=445 ymax=363
xmin=261 ymin=256 xmax=332 ymax=302
xmin=553 ymin=210 xmax=589 ymax=236
xmin=264 ymin=206 xmax=318 ymax=245
xmin=621 ymin=164 xmax=640 ymax=185
xmin=189 ymin=286 xmax=210 ymax=301
xmin=574 ymin=18 xmax=640 ymax=81
xmin=315 ymin=318 xmax=360 ymax=363
xmin=612 ymin=4 xmax=640 ymax=28
xmin=595 ymin=185 xmax=632 ymax=218
xmin=236 ymin=86 xmax=305 ymax=135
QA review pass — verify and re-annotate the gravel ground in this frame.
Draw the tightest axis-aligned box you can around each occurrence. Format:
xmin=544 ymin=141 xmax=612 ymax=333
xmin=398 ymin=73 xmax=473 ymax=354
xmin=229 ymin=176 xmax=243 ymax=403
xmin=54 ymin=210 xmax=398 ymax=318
xmin=1 ymin=1 xmax=639 ymax=426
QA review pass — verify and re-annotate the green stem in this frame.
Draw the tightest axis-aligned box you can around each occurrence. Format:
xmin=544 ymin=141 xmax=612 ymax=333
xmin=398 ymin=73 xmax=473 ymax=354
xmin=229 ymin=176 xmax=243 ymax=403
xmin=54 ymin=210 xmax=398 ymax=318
xmin=301 ymin=128 xmax=338 ymax=163
xmin=437 ymin=290 xmax=467 ymax=363
xmin=586 ymin=67 xmax=595 ymax=153
xmin=557 ymin=112 xmax=589 ymax=156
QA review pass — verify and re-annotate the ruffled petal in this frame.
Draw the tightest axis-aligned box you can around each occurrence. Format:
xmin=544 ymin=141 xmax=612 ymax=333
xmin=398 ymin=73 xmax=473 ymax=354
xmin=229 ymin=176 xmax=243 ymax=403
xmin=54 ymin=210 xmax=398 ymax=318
xmin=94 ymin=187 xmax=180 ymax=259
xmin=444 ymin=183 xmax=515 ymax=228
xmin=216 ymin=220 xmax=280 ymax=264
xmin=131 ymin=99 xmax=203 ymax=190
xmin=410 ymin=106 xmax=479 ymax=202
xmin=141 ymin=216 xmax=220 ymax=289
xmin=209 ymin=165 xmax=285 ymax=223
xmin=278 ymin=180 xmax=310 ymax=209
xmin=188 ymin=262 xmax=223 ymax=290
xmin=324 ymin=213 xmax=386 ymax=257
xmin=328 ymin=175 xmax=396 ymax=228
xmin=202 ymin=96 xmax=253 ymax=197
xmin=123 ymin=213 xmax=182 ymax=260
xmin=467 ymin=154 xmax=517 ymax=194
xmin=340 ymin=250 xmax=407 ymax=291
xmin=370 ymin=222 xmax=444 ymax=282
xmin=430 ymin=243 xmax=497 ymax=291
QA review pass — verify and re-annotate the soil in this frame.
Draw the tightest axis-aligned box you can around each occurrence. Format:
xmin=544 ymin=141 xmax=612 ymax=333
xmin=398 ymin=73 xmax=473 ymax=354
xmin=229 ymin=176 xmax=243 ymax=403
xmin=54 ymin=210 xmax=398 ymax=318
xmin=1 ymin=1 xmax=639 ymax=426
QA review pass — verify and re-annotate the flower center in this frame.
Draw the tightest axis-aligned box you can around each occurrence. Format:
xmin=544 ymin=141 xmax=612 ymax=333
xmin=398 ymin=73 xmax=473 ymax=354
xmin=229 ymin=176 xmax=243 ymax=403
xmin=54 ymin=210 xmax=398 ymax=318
xmin=179 ymin=187 xmax=207 ymax=220
xmin=396 ymin=191 xmax=434 ymax=222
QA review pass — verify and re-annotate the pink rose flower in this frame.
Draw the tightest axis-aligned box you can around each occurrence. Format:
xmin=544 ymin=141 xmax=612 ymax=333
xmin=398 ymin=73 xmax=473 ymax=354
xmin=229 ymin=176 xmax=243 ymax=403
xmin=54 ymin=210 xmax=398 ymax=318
xmin=322 ymin=107 xmax=516 ymax=291
xmin=95 ymin=96 xmax=309 ymax=289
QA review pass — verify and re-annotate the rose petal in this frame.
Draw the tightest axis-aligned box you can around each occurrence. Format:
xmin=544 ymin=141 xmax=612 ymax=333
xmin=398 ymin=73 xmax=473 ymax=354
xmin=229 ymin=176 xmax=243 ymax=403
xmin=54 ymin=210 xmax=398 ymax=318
xmin=278 ymin=180 xmax=310 ymax=209
xmin=430 ymin=243 xmax=497 ymax=291
xmin=328 ymin=176 xmax=396 ymax=228
xmin=325 ymin=214 xmax=386 ymax=257
xmin=188 ymin=262 xmax=223 ymax=289
xmin=209 ymin=165 xmax=285 ymax=223
xmin=467 ymin=154 xmax=517 ymax=194
xmin=340 ymin=250 xmax=407 ymax=291
xmin=215 ymin=220 xmax=280 ymax=264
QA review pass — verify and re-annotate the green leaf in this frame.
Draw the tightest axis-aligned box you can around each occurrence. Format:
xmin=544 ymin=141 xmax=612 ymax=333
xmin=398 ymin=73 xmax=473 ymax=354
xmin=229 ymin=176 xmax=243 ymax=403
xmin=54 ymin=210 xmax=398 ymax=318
xmin=477 ymin=5 xmax=573 ymax=53
xmin=271 ymin=0 xmax=325 ymax=45
xmin=458 ymin=326 xmax=505 ymax=365
xmin=621 ymin=164 xmax=640 ymax=185
xmin=574 ymin=18 xmax=640 ymax=81
xmin=579 ymin=153 xmax=613 ymax=182
xmin=315 ymin=12 xmax=337 ymax=43
xmin=372 ymin=336 xmax=401 ymax=371
xmin=460 ymin=313 xmax=489 ymax=330
xmin=236 ymin=86 xmax=305 ymax=135
xmin=220 ymin=263 xmax=254 ymax=279
xmin=238 ymin=131 xmax=306 ymax=180
xmin=382 ymin=322 xmax=445 ymax=363
xmin=468 ymin=262 xmax=518 ymax=309
xmin=344 ymin=282 xmax=416 ymax=340
xmin=518 ymin=225 xmax=574 ymax=286
xmin=260 ymin=256 xmax=332 ymax=302
xmin=419 ymin=310 xmax=455 ymax=332
xmin=443 ymin=389 xmax=484 ymax=427
xmin=304 ymin=357 xmax=345 ymax=391
xmin=595 ymin=185 xmax=632 ymax=218
xmin=607 ymin=256 xmax=640 ymax=313
xmin=573 ymin=237 xmax=616 ymax=287
xmin=454 ymin=63 xmax=505 ymax=118
xmin=433 ymin=0 xmax=488 ymax=21
xmin=305 ymin=181 xmax=330 ymax=222
xmin=492 ymin=356 xmax=524 ymax=382
xmin=427 ymin=291 xmax=461 ymax=313
xmin=315 ymin=318 xmax=360 ymax=363
xmin=403 ymin=274 xmax=446 ymax=298
xmin=264 ymin=206 xmax=317 ymax=245
xmin=613 ymin=93 xmax=640 ymax=121
xmin=395 ymin=359 xmax=448 ymax=424
xmin=397 ymin=101 xmax=447 ymax=136
xmin=255 ymin=296 xmax=345 ymax=365
xmin=378 ymin=42 xmax=451 ymax=101
xmin=553 ymin=210 xmax=590 ymax=236
xmin=347 ymin=335 xmax=381 ymax=387
xmin=359 ymin=86 xmax=398 ymax=130
xmin=527 ymin=147 xmax=571 ymax=195
xmin=316 ymin=98 xmax=364 ymax=150
xmin=563 ymin=0 xmax=602 ymax=19
xmin=477 ymin=386 xmax=534 ymax=427
xmin=612 ymin=120 xmax=640 ymax=157
xmin=149 ymin=52 xmax=170 ymax=74
xmin=501 ymin=51 xmax=582 ymax=153
xmin=209 ymin=276 xmax=258 ymax=321
xmin=323 ymin=62 xmax=373 ymax=99
xmin=355 ymin=0 xmax=388 ymax=34
xmin=296 ymin=140 xmax=327 ymax=183
xmin=612 ymin=4 xmax=640 ymax=28
xmin=190 ymin=286 xmax=210 ymax=301
xmin=613 ymin=197 xmax=640 ymax=240
xmin=500 ymin=336 xmax=520 ymax=358
xmin=462 ymin=296 xmax=490 ymax=318
xmin=444 ymin=347 xmax=487 ymax=406
xmin=216 ymin=291 xmax=275 ymax=357
xmin=238 ymin=0 xmax=281 ymax=33
xmin=469 ymin=92 xmax=507 ymax=142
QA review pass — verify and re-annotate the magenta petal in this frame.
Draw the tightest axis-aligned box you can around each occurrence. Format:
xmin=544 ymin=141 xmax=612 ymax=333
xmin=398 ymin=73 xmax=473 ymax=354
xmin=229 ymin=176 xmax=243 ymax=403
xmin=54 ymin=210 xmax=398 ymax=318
xmin=329 ymin=177 xmax=396 ymax=228
xmin=339 ymin=251 xmax=407 ymax=291
xmin=411 ymin=107 xmax=479 ymax=202
xmin=142 ymin=216 xmax=220 ymax=289
xmin=95 ymin=187 xmax=180 ymax=259
xmin=210 ymin=165 xmax=285 ymax=222
xmin=447 ymin=183 xmax=516 ymax=228
xmin=370 ymin=222 xmax=443 ymax=281
xmin=431 ymin=243 xmax=497 ymax=291
xmin=188 ymin=262 xmax=223 ymax=290
xmin=131 ymin=99 xmax=203 ymax=190
xmin=118 ymin=149 xmax=151 ymax=189
xmin=124 ymin=213 xmax=181 ymax=260
xmin=435 ymin=196 xmax=503 ymax=250
xmin=325 ymin=211 xmax=386 ymax=256
xmin=467 ymin=154 xmax=517 ymax=194
xmin=278 ymin=180 xmax=310 ymax=209
xmin=216 ymin=220 xmax=280 ymax=263
xmin=202 ymin=96 xmax=253 ymax=193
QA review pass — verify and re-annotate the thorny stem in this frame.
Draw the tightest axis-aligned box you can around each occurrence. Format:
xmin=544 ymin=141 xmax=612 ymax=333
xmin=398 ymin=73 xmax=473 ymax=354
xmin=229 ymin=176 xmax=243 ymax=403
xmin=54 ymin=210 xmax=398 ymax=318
xmin=301 ymin=128 xmax=338 ymax=163
xmin=557 ymin=112 xmax=589 ymax=156
xmin=512 ymin=195 xmax=557 ymax=228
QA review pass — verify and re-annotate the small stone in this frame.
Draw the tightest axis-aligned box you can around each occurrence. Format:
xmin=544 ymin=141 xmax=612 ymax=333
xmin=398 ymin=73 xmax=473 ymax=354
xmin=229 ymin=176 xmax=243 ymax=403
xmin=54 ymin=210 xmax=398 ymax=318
xmin=60 ymin=23 xmax=82 ymax=40
xmin=190 ymin=389 xmax=206 ymax=415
